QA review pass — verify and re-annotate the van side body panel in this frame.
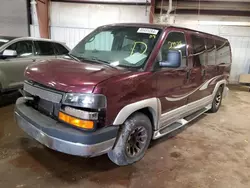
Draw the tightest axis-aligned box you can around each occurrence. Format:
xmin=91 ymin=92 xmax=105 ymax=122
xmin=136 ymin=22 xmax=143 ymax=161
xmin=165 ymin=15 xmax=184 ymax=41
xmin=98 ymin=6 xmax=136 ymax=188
xmin=102 ymin=27 xmax=231 ymax=131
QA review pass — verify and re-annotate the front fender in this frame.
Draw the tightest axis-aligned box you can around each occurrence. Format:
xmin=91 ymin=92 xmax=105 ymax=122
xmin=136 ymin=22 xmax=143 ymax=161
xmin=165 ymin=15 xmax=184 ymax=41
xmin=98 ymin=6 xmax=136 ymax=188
xmin=112 ymin=98 xmax=161 ymax=130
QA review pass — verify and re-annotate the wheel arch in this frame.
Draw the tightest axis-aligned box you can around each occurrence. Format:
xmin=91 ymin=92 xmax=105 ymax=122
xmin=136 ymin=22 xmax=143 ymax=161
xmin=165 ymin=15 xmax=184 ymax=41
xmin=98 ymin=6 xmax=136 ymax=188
xmin=112 ymin=98 xmax=161 ymax=130
xmin=212 ymin=79 xmax=227 ymax=98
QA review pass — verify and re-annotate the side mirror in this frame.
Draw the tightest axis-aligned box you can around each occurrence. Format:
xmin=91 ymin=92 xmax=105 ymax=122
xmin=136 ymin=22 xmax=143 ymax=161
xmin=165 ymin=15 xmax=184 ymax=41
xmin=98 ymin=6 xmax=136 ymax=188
xmin=159 ymin=50 xmax=181 ymax=68
xmin=2 ymin=49 xmax=17 ymax=58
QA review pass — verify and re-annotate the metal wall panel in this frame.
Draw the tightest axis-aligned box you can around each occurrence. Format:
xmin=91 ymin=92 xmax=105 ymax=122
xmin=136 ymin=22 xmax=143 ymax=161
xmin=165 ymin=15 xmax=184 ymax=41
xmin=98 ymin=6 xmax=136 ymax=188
xmin=49 ymin=2 xmax=150 ymax=49
xmin=0 ymin=0 xmax=29 ymax=37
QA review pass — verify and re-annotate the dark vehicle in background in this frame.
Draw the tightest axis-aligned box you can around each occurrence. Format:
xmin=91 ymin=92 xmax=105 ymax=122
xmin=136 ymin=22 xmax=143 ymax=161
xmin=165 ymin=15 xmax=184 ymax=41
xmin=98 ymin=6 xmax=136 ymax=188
xmin=14 ymin=23 xmax=231 ymax=166
xmin=0 ymin=36 xmax=70 ymax=93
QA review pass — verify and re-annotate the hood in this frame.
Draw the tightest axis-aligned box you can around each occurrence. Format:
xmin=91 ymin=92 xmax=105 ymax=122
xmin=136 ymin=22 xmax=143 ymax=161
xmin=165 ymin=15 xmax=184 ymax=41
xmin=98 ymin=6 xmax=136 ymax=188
xmin=25 ymin=58 xmax=129 ymax=93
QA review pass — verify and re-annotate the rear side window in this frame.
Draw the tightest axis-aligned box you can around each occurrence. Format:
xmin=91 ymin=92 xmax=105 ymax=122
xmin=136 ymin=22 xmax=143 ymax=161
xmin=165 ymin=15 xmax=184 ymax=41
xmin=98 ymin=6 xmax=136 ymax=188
xmin=54 ymin=43 xmax=69 ymax=55
xmin=191 ymin=34 xmax=206 ymax=67
xmin=34 ymin=41 xmax=55 ymax=56
xmin=205 ymin=38 xmax=215 ymax=65
xmin=215 ymin=39 xmax=224 ymax=50
xmin=206 ymin=38 xmax=215 ymax=51
xmin=191 ymin=34 xmax=205 ymax=54
xmin=216 ymin=39 xmax=231 ymax=65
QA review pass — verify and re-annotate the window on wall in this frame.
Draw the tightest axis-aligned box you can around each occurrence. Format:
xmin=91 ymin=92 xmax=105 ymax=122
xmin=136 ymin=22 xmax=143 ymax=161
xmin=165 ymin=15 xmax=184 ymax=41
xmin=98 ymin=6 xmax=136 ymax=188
xmin=159 ymin=32 xmax=187 ymax=68
xmin=34 ymin=41 xmax=55 ymax=56
xmin=191 ymin=34 xmax=206 ymax=67
xmin=7 ymin=41 xmax=33 ymax=57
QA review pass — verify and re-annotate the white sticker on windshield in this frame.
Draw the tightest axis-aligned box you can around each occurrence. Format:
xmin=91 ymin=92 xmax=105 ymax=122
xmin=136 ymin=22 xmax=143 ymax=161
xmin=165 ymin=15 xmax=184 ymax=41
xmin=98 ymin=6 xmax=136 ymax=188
xmin=124 ymin=53 xmax=147 ymax=64
xmin=137 ymin=28 xmax=159 ymax=35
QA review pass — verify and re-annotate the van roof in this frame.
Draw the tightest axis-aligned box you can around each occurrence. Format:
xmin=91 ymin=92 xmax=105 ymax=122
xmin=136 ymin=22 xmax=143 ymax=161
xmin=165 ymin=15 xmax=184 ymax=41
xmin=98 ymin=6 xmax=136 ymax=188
xmin=104 ymin=23 xmax=227 ymax=41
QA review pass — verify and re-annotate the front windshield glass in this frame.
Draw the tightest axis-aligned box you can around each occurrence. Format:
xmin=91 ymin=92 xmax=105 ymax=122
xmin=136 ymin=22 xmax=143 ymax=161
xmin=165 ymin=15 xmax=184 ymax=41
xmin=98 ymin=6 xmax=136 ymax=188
xmin=70 ymin=26 xmax=162 ymax=69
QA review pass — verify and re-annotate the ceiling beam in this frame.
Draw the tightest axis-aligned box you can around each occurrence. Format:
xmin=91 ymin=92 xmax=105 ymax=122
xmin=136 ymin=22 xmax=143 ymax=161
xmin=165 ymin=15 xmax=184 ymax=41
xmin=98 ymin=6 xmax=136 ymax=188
xmin=156 ymin=1 xmax=250 ymax=11
xmin=155 ymin=9 xmax=250 ymax=17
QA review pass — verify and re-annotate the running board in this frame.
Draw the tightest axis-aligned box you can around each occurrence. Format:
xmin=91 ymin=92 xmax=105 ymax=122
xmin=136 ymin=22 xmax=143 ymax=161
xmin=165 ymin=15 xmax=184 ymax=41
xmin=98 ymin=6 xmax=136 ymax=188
xmin=153 ymin=106 xmax=211 ymax=140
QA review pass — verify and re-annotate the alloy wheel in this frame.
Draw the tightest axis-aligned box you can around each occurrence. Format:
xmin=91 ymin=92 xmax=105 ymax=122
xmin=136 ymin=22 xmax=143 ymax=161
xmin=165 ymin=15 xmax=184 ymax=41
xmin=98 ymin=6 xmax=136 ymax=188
xmin=125 ymin=126 xmax=148 ymax=158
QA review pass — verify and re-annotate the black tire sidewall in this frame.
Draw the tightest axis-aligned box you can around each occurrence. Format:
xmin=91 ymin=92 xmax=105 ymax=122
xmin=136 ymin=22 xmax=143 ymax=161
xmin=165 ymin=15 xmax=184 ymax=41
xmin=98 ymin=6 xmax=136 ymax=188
xmin=108 ymin=112 xmax=152 ymax=166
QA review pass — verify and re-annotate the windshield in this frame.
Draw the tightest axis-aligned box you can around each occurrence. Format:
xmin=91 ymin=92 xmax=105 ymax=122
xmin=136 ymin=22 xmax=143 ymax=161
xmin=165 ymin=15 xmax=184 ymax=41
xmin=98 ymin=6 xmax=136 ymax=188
xmin=70 ymin=26 xmax=162 ymax=69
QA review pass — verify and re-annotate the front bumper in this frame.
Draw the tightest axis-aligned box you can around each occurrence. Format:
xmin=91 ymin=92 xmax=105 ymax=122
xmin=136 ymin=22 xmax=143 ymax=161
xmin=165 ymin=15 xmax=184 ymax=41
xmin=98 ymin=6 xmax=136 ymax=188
xmin=15 ymin=98 xmax=119 ymax=157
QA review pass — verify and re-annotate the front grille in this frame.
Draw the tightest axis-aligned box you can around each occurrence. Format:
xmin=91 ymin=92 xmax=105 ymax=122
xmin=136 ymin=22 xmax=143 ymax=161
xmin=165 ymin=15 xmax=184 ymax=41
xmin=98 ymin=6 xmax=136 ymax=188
xmin=24 ymin=82 xmax=63 ymax=103
xmin=24 ymin=82 xmax=63 ymax=118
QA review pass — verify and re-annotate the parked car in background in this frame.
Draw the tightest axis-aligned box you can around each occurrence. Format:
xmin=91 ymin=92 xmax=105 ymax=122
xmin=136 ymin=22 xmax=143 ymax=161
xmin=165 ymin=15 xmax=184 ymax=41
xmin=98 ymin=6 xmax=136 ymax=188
xmin=15 ymin=23 xmax=231 ymax=166
xmin=0 ymin=36 xmax=70 ymax=93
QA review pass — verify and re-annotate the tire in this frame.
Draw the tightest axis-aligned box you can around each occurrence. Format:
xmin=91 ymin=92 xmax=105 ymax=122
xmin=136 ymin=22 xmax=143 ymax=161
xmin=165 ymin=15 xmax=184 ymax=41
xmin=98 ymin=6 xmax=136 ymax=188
xmin=108 ymin=112 xmax=152 ymax=166
xmin=209 ymin=86 xmax=223 ymax=113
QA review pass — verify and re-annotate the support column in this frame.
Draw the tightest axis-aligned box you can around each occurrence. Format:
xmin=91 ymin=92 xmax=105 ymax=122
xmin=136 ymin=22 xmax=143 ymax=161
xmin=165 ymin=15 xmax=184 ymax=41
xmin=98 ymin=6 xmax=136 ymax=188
xmin=150 ymin=0 xmax=155 ymax=23
xmin=36 ymin=0 xmax=49 ymax=38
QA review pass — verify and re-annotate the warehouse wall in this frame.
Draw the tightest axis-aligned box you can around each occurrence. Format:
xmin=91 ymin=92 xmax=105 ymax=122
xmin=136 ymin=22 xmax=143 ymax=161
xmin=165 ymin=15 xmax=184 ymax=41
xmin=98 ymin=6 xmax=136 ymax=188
xmin=155 ymin=14 xmax=250 ymax=83
xmin=50 ymin=2 xmax=150 ymax=48
xmin=0 ymin=0 xmax=29 ymax=37
xmin=30 ymin=1 xmax=151 ymax=49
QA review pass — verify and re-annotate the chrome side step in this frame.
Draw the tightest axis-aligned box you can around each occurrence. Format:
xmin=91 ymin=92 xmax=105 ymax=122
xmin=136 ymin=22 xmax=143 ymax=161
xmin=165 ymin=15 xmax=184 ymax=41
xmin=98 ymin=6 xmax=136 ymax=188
xmin=153 ymin=105 xmax=211 ymax=140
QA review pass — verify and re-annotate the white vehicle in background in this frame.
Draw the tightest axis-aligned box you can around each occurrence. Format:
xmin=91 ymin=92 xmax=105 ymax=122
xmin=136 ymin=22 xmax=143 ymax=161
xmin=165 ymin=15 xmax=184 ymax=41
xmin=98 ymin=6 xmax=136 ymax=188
xmin=0 ymin=36 xmax=70 ymax=93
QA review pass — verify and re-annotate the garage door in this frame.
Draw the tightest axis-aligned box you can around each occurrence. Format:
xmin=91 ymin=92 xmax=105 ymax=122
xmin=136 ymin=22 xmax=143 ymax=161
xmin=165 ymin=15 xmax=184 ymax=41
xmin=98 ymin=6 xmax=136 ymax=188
xmin=0 ymin=0 xmax=29 ymax=37
xmin=50 ymin=2 xmax=151 ymax=49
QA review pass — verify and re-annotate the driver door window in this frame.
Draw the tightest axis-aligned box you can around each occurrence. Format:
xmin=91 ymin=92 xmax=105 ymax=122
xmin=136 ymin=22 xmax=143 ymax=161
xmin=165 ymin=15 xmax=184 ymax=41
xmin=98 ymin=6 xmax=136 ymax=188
xmin=158 ymin=32 xmax=187 ymax=68
xmin=6 ymin=41 xmax=33 ymax=58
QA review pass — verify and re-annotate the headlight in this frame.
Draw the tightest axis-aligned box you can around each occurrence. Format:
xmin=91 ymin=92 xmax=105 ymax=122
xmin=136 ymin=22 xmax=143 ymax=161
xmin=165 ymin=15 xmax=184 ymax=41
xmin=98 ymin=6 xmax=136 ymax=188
xmin=62 ymin=93 xmax=107 ymax=109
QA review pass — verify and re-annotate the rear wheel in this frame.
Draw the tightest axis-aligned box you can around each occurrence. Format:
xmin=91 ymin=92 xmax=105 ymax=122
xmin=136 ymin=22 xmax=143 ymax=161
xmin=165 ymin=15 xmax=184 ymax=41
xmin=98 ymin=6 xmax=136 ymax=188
xmin=209 ymin=86 xmax=223 ymax=113
xmin=108 ymin=112 xmax=152 ymax=166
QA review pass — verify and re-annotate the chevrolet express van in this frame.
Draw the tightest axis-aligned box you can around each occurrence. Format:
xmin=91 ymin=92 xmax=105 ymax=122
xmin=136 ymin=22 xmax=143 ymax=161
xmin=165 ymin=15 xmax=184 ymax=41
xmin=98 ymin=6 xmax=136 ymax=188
xmin=15 ymin=23 xmax=231 ymax=166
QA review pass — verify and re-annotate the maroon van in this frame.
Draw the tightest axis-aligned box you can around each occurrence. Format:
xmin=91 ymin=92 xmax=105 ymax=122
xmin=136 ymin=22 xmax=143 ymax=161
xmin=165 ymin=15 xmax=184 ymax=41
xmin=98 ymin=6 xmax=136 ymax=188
xmin=15 ymin=23 xmax=231 ymax=166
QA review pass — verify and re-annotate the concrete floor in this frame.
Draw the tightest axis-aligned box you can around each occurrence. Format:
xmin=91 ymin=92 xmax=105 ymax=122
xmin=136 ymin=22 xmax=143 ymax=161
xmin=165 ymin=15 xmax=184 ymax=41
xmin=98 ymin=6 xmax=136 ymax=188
xmin=0 ymin=86 xmax=250 ymax=188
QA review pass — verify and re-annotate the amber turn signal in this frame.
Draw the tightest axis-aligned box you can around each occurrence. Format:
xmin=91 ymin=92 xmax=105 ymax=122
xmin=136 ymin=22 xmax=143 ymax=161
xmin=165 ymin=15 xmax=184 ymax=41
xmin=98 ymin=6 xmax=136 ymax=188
xmin=59 ymin=111 xmax=94 ymax=129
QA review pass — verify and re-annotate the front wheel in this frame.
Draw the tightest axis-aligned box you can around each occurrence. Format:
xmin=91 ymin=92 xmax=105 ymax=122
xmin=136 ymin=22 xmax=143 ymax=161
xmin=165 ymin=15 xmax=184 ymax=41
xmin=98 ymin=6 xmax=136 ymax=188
xmin=108 ymin=112 xmax=152 ymax=166
xmin=209 ymin=86 xmax=223 ymax=113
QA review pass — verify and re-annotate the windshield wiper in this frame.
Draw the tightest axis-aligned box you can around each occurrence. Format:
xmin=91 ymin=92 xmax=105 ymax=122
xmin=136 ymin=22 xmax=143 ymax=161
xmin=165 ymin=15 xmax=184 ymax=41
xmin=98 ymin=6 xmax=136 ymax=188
xmin=91 ymin=57 xmax=110 ymax=64
xmin=67 ymin=53 xmax=80 ymax=61
xmin=92 ymin=57 xmax=118 ymax=69
xmin=79 ymin=56 xmax=117 ymax=69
